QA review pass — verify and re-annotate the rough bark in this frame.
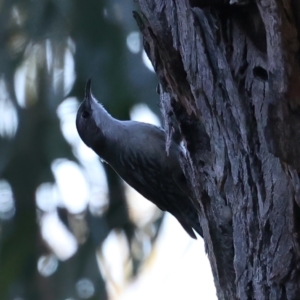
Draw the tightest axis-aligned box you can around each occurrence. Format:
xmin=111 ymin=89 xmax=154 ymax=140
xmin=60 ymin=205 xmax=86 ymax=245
xmin=135 ymin=0 xmax=300 ymax=299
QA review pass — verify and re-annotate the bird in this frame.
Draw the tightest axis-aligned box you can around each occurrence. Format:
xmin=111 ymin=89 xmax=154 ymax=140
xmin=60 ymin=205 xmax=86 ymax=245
xmin=76 ymin=79 xmax=202 ymax=238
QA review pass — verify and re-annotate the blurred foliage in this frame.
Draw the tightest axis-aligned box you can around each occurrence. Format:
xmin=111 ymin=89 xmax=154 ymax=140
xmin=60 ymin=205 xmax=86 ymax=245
xmin=0 ymin=0 xmax=163 ymax=299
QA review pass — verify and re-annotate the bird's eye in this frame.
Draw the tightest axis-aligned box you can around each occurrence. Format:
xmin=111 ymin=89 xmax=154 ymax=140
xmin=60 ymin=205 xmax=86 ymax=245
xmin=81 ymin=111 xmax=90 ymax=119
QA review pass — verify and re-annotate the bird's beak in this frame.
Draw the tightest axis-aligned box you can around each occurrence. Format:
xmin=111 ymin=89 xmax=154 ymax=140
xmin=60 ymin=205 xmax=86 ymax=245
xmin=85 ymin=78 xmax=93 ymax=107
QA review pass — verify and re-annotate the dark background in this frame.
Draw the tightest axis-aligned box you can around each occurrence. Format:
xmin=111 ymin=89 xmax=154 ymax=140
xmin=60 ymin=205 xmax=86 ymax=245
xmin=0 ymin=0 xmax=164 ymax=299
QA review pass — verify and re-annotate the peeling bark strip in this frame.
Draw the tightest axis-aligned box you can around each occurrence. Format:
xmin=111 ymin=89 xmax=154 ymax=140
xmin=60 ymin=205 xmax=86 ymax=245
xmin=135 ymin=0 xmax=300 ymax=299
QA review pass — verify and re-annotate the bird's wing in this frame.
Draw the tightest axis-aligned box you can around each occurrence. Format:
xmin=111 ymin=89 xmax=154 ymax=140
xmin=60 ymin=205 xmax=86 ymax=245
xmin=116 ymin=133 xmax=202 ymax=238
xmin=118 ymin=150 xmax=169 ymax=212
xmin=172 ymin=169 xmax=193 ymax=199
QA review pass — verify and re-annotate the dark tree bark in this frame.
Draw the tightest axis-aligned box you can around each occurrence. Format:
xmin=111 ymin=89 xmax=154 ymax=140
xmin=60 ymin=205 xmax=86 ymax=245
xmin=135 ymin=0 xmax=300 ymax=299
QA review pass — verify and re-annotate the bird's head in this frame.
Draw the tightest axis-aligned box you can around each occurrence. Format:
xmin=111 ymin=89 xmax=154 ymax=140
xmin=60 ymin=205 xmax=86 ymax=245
xmin=76 ymin=79 xmax=106 ymax=148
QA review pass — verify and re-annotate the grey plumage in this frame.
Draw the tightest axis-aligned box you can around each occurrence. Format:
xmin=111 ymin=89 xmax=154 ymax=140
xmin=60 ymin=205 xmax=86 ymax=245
xmin=76 ymin=79 xmax=202 ymax=239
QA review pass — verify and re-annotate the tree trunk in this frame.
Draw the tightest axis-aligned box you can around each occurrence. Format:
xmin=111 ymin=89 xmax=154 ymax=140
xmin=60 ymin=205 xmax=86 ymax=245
xmin=135 ymin=0 xmax=300 ymax=299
